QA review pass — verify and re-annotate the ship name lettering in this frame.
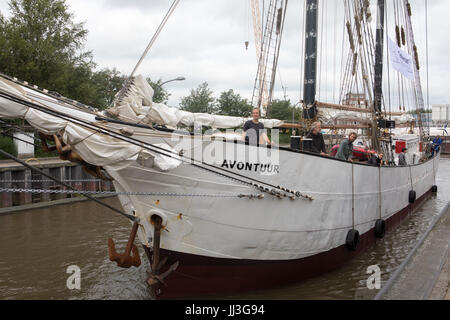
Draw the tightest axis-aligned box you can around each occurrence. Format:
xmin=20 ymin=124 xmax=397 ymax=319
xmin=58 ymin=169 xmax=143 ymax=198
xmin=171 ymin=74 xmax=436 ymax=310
xmin=221 ymin=160 xmax=280 ymax=174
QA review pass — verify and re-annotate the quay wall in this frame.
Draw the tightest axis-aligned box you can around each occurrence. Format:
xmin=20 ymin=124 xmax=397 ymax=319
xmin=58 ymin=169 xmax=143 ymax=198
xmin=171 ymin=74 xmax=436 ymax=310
xmin=0 ymin=157 xmax=113 ymax=208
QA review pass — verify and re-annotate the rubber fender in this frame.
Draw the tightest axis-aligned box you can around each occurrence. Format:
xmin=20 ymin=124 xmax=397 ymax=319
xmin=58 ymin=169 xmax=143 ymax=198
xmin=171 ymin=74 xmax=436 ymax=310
xmin=346 ymin=229 xmax=360 ymax=251
xmin=409 ymin=190 xmax=416 ymax=204
xmin=375 ymin=219 xmax=386 ymax=239
xmin=432 ymin=185 xmax=438 ymax=193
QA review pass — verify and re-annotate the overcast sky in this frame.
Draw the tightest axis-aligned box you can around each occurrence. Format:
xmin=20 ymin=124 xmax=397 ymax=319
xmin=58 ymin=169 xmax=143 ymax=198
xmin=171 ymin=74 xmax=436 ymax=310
xmin=1 ymin=0 xmax=449 ymax=110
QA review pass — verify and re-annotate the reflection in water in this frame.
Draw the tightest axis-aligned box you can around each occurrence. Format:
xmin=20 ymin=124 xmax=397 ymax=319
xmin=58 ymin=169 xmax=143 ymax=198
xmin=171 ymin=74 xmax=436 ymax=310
xmin=1 ymin=159 xmax=449 ymax=300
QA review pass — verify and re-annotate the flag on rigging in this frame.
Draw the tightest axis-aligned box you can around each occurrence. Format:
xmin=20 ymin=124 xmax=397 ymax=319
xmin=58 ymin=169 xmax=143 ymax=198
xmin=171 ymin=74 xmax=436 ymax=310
xmin=388 ymin=37 xmax=415 ymax=81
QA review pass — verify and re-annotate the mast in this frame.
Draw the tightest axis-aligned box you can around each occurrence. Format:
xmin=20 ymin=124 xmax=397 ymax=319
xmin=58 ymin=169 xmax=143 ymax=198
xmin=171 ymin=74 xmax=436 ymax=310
xmin=373 ymin=0 xmax=385 ymax=117
xmin=372 ymin=0 xmax=385 ymax=150
xmin=302 ymin=0 xmax=318 ymax=120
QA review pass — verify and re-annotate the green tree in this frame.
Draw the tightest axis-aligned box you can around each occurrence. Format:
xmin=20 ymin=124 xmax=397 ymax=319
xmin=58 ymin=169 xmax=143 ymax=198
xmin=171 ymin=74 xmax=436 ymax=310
xmin=180 ymin=82 xmax=217 ymax=114
xmin=146 ymin=78 xmax=171 ymax=104
xmin=217 ymin=89 xmax=252 ymax=117
xmin=0 ymin=0 xmax=92 ymax=89
xmin=268 ymin=99 xmax=300 ymax=121
xmin=0 ymin=135 xmax=17 ymax=159
xmin=91 ymin=68 xmax=126 ymax=108
xmin=407 ymin=108 xmax=432 ymax=114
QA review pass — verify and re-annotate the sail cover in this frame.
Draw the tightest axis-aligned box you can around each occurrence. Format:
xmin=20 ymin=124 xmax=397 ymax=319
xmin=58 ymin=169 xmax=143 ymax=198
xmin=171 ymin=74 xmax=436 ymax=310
xmin=107 ymin=75 xmax=284 ymax=129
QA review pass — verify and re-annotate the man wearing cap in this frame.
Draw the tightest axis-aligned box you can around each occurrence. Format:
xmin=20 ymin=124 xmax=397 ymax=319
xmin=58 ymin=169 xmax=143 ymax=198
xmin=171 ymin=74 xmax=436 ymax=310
xmin=398 ymin=148 xmax=407 ymax=166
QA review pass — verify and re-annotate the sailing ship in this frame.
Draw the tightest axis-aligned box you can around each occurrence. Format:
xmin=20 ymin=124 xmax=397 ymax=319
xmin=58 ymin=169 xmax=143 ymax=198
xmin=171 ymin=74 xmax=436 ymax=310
xmin=0 ymin=0 xmax=440 ymax=298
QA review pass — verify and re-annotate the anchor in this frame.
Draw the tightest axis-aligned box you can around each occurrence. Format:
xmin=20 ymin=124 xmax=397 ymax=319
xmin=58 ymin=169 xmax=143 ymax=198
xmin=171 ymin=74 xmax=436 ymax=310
xmin=147 ymin=215 xmax=179 ymax=289
xmin=108 ymin=220 xmax=142 ymax=268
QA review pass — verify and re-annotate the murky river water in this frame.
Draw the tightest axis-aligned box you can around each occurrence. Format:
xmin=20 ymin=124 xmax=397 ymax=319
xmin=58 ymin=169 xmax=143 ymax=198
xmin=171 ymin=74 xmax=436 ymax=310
xmin=1 ymin=159 xmax=449 ymax=300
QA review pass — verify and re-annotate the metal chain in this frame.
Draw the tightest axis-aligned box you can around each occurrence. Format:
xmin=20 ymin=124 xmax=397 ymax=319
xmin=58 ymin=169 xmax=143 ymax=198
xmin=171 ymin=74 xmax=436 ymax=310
xmin=0 ymin=187 xmax=266 ymax=199
xmin=1 ymin=179 xmax=102 ymax=183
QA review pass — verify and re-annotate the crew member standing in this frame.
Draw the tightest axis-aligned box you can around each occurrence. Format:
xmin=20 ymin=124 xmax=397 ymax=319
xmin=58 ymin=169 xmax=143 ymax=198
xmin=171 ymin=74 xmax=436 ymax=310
xmin=336 ymin=132 xmax=358 ymax=161
xmin=242 ymin=108 xmax=271 ymax=145
xmin=368 ymin=152 xmax=384 ymax=167
xmin=432 ymin=135 xmax=443 ymax=155
xmin=398 ymin=148 xmax=408 ymax=166
xmin=305 ymin=121 xmax=327 ymax=155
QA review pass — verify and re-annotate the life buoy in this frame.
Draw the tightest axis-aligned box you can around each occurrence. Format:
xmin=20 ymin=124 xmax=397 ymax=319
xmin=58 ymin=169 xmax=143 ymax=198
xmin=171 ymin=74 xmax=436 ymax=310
xmin=432 ymin=185 xmax=438 ymax=193
xmin=409 ymin=190 xmax=416 ymax=204
xmin=346 ymin=229 xmax=360 ymax=251
xmin=375 ymin=219 xmax=386 ymax=239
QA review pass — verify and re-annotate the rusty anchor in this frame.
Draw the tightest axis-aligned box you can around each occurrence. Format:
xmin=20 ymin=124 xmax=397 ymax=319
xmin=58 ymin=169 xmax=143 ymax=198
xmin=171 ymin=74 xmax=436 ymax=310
xmin=147 ymin=215 xmax=179 ymax=289
xmin=108 ymin=220 xmax=141 ymax=268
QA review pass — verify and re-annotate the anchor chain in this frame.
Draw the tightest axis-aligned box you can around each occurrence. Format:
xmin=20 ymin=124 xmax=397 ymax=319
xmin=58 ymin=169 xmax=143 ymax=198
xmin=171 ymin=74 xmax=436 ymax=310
xmin=0 ymin=187 xmax=266 ymax=199
xmin=1 ymin=179 xmax=103 ymax=183
xmin=0 ymin=187 xmax=313 ymax=200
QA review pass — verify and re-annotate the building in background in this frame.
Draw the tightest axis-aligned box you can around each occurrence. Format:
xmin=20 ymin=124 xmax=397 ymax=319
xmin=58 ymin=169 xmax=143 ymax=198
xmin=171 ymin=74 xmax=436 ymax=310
xmin=343 ymin=93 xmax=368 ymax=108
xmin=412 ymin=112 xmax=433 ymax=127
xmin=432 ymin=104 xmax=450 ymax=125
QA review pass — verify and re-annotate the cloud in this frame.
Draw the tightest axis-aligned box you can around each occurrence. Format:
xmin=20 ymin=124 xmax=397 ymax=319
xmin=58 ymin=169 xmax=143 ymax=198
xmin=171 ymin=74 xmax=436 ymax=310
xmin=2 ymin=0 xmax=449 ymax=108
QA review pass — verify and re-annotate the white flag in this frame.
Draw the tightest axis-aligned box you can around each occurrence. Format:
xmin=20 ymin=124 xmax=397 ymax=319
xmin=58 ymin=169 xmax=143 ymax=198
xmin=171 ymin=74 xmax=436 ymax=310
xmin=388 ymin=37 xmax=415 ymax=81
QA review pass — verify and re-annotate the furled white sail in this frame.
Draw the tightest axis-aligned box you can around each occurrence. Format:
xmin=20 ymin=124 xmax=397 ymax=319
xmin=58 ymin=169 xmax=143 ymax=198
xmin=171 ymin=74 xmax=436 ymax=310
xmin=107 ymin=75 xmax=284 ymax=129
xmin=319 ymin=107 xmax=415 ymax=125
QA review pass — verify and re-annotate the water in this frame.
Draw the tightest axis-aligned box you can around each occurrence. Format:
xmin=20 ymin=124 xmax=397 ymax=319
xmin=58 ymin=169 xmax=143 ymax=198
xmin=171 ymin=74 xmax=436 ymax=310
xmin=1 ymin=159 xmax=449 ymax=300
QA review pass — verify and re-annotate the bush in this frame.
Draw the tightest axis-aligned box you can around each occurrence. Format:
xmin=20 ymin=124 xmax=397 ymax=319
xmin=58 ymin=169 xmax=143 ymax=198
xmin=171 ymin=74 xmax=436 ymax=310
xmin=0 ymin=135 xmax=17 ymax=159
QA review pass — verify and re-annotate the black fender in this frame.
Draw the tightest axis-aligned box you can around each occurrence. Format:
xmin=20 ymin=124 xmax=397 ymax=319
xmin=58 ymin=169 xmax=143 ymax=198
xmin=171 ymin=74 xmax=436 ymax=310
xmin=375 ymin=219 xmax=386 ymax=239
xmin=346 ymin=229 xmax=360 ymax=251
xmin=409 ymin=190 xmax=416 ymax=204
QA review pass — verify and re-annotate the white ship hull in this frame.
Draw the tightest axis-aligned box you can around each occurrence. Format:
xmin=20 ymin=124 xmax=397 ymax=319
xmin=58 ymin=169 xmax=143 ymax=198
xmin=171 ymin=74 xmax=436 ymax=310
xmin=103 ymin=131 xmax=439 ymax=297
xmin=106 ymin=133 xmax=439 ymax=261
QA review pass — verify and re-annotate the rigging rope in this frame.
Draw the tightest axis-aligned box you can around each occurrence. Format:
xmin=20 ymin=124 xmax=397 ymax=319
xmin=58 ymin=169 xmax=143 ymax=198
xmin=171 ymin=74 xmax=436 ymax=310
xmin=0 ymin=88 xmax=312 ymax=200
xmin=114 ymin=0 xmax=181 ymax=106
xmin=425 ymin=0 xmax=431 ymax=136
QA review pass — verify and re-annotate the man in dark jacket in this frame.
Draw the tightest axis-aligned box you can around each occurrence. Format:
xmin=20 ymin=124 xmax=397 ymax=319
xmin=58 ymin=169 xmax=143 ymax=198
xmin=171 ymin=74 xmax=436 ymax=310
xmin=368 ymin=152 xmax=384 ymax=167
xmin=304 ymin=121 xmax=327 ymax=155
